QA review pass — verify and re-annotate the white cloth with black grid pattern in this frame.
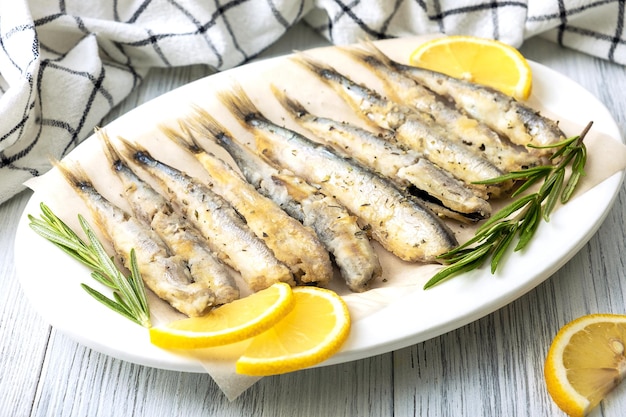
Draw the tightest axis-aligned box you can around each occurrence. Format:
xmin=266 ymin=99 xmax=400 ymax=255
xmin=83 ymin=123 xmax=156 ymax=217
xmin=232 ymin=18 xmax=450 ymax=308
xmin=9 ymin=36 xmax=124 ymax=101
xmin=1 ymin=0 xmax=624 ymax=203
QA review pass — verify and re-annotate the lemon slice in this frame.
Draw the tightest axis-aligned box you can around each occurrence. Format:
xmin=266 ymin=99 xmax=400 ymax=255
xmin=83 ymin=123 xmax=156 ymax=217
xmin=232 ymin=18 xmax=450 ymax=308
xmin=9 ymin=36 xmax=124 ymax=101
xmin=236 ymin=286 xmax=351 ymax=376
xmin=409 ymin=35 xmax=532 ymax=100
xmin=149 ymin=282 xmax=294 ymax=349
xmin=544 ymin=314 xmax=626 ymax=416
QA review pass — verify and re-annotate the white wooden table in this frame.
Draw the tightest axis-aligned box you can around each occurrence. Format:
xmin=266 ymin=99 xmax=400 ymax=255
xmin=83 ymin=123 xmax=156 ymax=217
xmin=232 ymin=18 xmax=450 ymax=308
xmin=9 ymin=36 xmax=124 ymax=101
xmin=2 ymin=23 xmax=625 ymax=416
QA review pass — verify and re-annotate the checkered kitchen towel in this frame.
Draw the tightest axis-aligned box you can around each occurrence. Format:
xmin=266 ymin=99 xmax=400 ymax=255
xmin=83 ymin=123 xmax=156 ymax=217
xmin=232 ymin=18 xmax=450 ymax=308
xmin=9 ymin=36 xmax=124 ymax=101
xmin=1 ymin=0 xmax=625 ymax=203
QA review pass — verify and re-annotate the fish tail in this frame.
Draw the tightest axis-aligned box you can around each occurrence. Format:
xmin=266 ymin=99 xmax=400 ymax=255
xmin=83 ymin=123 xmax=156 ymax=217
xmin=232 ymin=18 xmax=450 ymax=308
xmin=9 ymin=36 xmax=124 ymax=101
xmin=270 ymin=85 xmax=310 ymax=120
xmin=113 ymin=137 xmax=157 ymax=170
xmin=293 ymin=53 xmax=388 ymax=119
xmin=95 ymin=128 xmax=127 ymax=174
xmin=342 ymin=41 xmax=393 ymax=70
xmin=54 ymin=159 xmax=114 ymax=236
xmin=54 ymin=159 xmax=93 ymax=192
xmin=291 ymin=54 xmax=339 ymax=84
xmin=217 ymin=85 xmax=264 ymax=128
xmin=185 ymin=107 xmax=263 ymax=179
xmin=292 ymin=54 xmax=365 ymax=96
xmin=159 ymin=120 xmax=204 ymax=156
xmin=187 ymin=105 xmax=235 ymax=149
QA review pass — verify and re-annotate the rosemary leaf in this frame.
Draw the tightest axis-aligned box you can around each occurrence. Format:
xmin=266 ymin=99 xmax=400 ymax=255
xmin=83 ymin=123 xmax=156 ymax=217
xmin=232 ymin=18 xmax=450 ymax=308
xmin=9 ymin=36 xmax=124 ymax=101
xmin=515 ymin=201 xmax=541 ymax=251
xmin=113 ymin=291 xmax=133 ymax=314
xmin=562 ymin=146 xmax=587 ymax=203
xmin=128 ymin=249 xmax=150 ymax=318
xmin=510 ymin=170 xmax=550 ymax=197
xmin=81 ymin=284 xmax=142 ymax=326
xmin=543 ymin=169 xmax=565 ymax=220
xmin=424 ymin=244 xmax=492 ymax=289
xmin=562 ymin=170 xmax=582 ymax=204
xmin=90 ymin=270 xmax=118 ymax=289
xmin=28 ymin=216 xmax=100 ymax=270
xmin=80 ymin=216 xmax=121 ymax=281
xmin=426 ymin=122 xmax=592 ymax=289
xmin=476 ymin=193 xmax=536 ymax=236
xmin=29 ymin=203 xmax=152 ymax=328
xmin=473 ymin=165 xmax=552 ymax=185
xmin=490 ymin=223 xmax=519 ymax=273
xmin=532 ymin=134 xmax=579 ymax=152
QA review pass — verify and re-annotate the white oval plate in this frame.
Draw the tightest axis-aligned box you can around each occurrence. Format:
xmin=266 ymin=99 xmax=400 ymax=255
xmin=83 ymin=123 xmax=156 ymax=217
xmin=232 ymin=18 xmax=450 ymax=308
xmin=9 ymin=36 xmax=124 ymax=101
xmin=15 ymin=38 xmax=625 ymax=373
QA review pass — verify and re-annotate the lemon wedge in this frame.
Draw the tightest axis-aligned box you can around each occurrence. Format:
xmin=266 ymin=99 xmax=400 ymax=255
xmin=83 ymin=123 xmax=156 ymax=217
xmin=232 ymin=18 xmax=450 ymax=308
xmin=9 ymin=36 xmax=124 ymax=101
xmin=236 ymin=286 xmax=351 ymax=376
xmin=544 ymin=314 xmax=626 ymax=416
xmin=409 ymin=35 xmax=532 ymax=100
xmin=149 ymin=282 xmax=294 ymax=349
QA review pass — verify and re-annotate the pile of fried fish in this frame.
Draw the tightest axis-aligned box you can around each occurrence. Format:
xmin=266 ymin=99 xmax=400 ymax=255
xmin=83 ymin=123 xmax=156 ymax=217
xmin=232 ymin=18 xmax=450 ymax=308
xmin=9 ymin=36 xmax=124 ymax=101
xmin=56 ymin=43 xmax=565 ymax=317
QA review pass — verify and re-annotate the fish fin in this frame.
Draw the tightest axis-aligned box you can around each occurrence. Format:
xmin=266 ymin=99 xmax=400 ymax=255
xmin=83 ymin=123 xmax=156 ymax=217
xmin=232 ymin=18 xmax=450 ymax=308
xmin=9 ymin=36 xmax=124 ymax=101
xmin=186 ymin=105 xmax=235 ymax=147
xmin=96 ymin=128 xmax=126 ymax=172
xmin=53 ymin=160 xmax=114 ymax=240
xmin=340 ymin=41 xmax=394 ymax=70
xmin=270 ymin=85 xmax=310 ymax=120
xmin=290 ymin=53 xmax=339 ymax=83
xmin=217 ymin=84 xmax=264 ymax=129
xmin=185 ymin=106 xmax=275 ymax=176
xmin=53 ymin=159 xmax=93 ymax=190
xmin=111 ymin=136 xmax=155 ymax=169
xmin=159 ymin=120 xmax=205 ymax=155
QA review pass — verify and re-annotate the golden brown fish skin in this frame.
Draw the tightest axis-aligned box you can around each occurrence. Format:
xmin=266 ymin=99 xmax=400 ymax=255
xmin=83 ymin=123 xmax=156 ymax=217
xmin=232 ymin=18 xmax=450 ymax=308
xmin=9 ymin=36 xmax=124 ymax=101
xmin=98 ymin=131 xmax=239 ymax=306
xmin=293 ymin=55 xmax=510 ymax=198
xmin=276 ymin=173 xmax=383 ymax=292
xmin=189 ymin=108 xmax=306 ymax=221
xmin=114 ymin=139 xmax=295 ymax=292
xmin=161 ymin=122 xmax=333 ymax=287
xmin=218 ymin=85 xmax=458 ymax=263
xmin=186 ymin=110 xmax=382 ymax=292
xmin=274 ymin=89 xmax=491 ymax=220
xmin=386 ymin=55 xmax=565 ymax=156
xmin=55 ymin=161 xmax=216 ymax=317
xmin=341 ymin=43 xmax=543 ymax=171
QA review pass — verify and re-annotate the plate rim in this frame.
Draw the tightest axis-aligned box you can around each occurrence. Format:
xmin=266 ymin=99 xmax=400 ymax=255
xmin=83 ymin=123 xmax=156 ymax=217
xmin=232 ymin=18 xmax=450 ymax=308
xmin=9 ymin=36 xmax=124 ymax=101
xmin=14 ymin=40 xmax=626 ymax=373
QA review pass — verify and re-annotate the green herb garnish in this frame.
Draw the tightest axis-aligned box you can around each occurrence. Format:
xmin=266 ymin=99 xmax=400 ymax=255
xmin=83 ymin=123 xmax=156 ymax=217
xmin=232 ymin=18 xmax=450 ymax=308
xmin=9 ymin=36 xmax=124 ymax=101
xmin=28 ymin=202 xmax=152 ymax=327
xmin=425 ymin=122 xmax=591 ymax=289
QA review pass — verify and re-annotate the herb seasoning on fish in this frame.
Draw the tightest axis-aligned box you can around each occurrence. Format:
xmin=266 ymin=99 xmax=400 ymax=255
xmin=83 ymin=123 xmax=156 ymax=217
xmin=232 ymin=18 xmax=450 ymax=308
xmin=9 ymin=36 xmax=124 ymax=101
xmin=55 ymin=161 xmax=217 ymax=317
xmin=382 ymin=49 xmax=566 ymax=156
xmin=293 ymin=55 xmax=509 ymax=198
xmin=160 ymin=122 xmax=334 ymax=287
xmin=115 ymin=139 xmax=295 ymax=292
xmin=219 ymin=85 xmax=458 ymax=262
xmin=98 ymin=130 xmax=240 ymax=306
xmin=273 ymin=88 xmax=491 ymax=221
xmin=186 ymin=109 xmax=383 ymax=292
xmin=341 ymin=42 xmax=543 ymax=172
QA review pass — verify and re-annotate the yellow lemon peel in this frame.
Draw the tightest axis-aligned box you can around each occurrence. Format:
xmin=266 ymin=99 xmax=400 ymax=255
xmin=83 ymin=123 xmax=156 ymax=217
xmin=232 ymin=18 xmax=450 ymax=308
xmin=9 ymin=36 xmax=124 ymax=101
xmin=409 ymin=35 xmax=532 ymax=100
xmin=544 ymin=314 xmax=626 ymax=416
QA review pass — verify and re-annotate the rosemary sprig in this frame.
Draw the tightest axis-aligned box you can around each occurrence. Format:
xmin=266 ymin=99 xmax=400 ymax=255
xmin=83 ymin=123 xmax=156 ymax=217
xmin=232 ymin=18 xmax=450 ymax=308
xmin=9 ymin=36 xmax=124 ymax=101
xmin=28 ymin=202 xmax=152 ymax=327
xmin=424 ymin=121 xmax=592 ymax=289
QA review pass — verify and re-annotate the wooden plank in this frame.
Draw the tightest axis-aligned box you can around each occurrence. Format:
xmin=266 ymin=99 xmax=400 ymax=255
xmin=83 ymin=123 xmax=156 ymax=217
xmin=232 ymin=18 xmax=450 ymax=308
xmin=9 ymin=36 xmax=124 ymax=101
xmin=0 ymin=190 xmax=52 ymax=417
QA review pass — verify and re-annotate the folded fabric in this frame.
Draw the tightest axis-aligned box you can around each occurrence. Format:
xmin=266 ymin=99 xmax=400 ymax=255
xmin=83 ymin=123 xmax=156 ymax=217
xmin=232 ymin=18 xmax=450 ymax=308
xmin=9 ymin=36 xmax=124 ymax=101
xmin=1 ymin=0 xmax=624 ymax=203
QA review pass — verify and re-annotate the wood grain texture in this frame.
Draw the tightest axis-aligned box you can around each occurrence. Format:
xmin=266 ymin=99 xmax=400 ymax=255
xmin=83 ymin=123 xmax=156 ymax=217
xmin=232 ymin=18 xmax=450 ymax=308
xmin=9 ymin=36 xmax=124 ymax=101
xmin=1 ymin=25 xmax=625 ymax=417
xmin=0 ymin=189 xmax=50 ymax=417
